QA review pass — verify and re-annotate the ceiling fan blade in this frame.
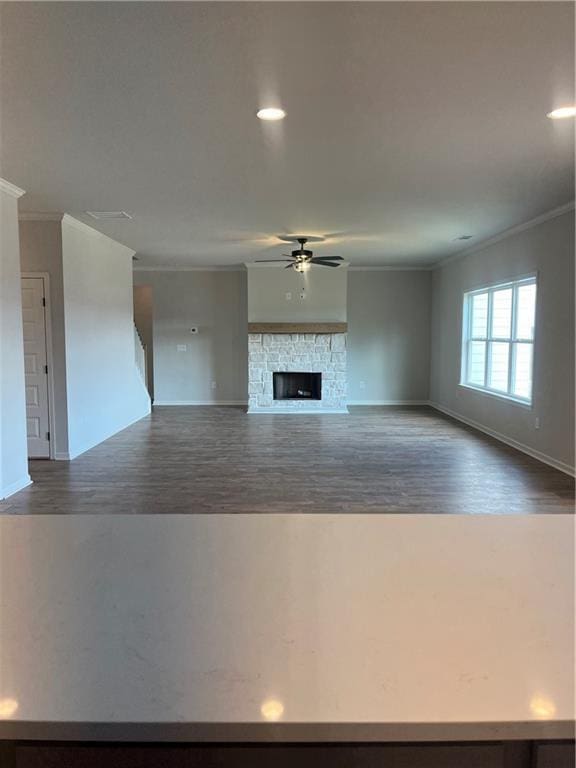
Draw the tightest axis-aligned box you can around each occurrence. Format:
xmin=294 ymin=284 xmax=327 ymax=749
xmin=311 ymin=260 xmax=341 ymax=267
xmin=255 ymin=259 xmax=294 ymax=263
xmin=312 ymin=255 xmax=344 ymax=261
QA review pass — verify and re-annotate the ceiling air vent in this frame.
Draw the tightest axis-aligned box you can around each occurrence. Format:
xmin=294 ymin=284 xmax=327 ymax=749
xmin=85 ymin=211 xmax=132 ymax=220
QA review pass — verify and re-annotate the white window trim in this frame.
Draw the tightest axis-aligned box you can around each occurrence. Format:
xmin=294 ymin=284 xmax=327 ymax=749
xmin=458 ymin=382 xmax=534 ymax=409
xmin=460 ymin=274 xmax=537 ymax=407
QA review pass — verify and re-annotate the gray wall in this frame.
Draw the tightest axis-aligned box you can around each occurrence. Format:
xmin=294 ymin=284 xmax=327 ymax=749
xmin=62 ymin=216 xmax=151 ymax=458
xmin=19 ymin=219 xmax=69 ymax=457
xmin=247 ymin=264 xmax=347 ymax=322
xmin=133 ymin=270 xmax=248 ymax=404
xmin=347 ymin=270 xmax=432 ymax=403
xmin=0 ymin=186 xmax=30 ymax=498
xmin=430 ymin=210 xmax=575 ymax=472
xmin=138 ymin=268 xmax=432 ymax=405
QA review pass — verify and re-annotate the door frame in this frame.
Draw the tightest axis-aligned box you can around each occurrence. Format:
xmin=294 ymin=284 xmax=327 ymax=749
xmin=21 ymin=272 xmax=57 ymax=460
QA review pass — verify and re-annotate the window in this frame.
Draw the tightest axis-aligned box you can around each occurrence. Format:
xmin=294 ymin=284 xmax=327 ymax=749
xmin=461 ymin=276 xmax=536 ymax=403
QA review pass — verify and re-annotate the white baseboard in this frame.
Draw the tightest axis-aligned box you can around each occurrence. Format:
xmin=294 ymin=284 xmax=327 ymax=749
xmin=1 ymin=474 xmax=32 ymax=500
xmin=429 ymin=401 xmax=575 ymax=477
xmin=247 ymin=407 xmax=349 ymax=415
xmin=54 ymin=452 xmax=71 ymax=461
xmin=347 ymin=400 xmax=430 ymax=406
xmin=153 ymin=400 xmax=248 ymax=406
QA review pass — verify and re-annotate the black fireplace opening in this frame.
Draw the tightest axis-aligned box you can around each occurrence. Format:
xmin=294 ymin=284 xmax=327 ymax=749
xmin=273 ymin=372 xmax=322 ymax=401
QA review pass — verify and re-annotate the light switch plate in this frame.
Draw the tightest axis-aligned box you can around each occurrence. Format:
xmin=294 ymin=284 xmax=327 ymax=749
xmin=177 ymin=344 xmax=187 ymax=352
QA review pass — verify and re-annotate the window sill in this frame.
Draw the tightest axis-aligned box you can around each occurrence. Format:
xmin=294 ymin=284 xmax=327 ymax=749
xmin=458 ymin=383 xmax=533 ymax=409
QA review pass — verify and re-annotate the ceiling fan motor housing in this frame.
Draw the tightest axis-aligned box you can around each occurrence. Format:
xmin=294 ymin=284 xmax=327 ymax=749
xmin=253 ymin=235 xmax=343 ymax=267
xmin=293 ymin=248 xmax=313 ymax=259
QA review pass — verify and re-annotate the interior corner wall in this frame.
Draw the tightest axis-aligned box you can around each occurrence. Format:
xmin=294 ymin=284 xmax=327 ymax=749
xmin=62 ymin=218 xmax=150 ymax=459
xmin=19 ymin=220 xmax=69 ymax=458
xmin=430 ymin=210 xmax=575 ymax=473
xmin=0 ymin=189 xmax=30 ymax=498
xmin=133 ymin=283 xmax=154 ymax=399
xmin=347 ymin=270 xmax=432 ymax=403
xmin=133 ymin=270 xmax=248 ymax=404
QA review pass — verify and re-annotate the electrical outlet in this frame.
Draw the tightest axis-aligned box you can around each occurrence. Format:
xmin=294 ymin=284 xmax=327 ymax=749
xmin=359 ymin=381 xmax=366 ymax=390
xmin=211 ymin=381 xmax=217 ymax=390
xmin=177 ymin=344 xmax=187 ymax=352
xmin=534 ymin=417 xmax=540 ymax=430
xmin=285 ymin=292 xmax=292 ymax=301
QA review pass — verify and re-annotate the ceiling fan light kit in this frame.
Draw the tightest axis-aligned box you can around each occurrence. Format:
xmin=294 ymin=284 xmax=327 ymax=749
xmin=254 ymin=237 xmax=344 ymax=271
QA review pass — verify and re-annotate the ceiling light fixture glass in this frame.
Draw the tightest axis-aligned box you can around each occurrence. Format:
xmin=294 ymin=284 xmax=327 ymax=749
xmin=257 ymin=107 xmax=286 ymax=121
xmin=260 ymin=699 xmax=284 ymax=721
xmin=546 ymin=106 xmax=576 ymax=119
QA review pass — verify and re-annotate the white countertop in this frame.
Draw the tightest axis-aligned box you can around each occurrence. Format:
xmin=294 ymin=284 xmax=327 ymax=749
xmin=0 ymin=514 xmax=573 ymax=742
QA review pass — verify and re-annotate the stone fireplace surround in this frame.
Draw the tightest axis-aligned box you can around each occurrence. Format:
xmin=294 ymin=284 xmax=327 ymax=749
xmin=248 ymin=331 xmax=348 ymax=413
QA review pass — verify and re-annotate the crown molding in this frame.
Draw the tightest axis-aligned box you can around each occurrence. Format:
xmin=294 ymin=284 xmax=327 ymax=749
xmin=348 ymin=265 xmax=432 ymax=272
xmin=433 ymin=201 xmax=575 ymax=270
xmin=244 ymin=261 xmax=350 ymax=269
xmin=0 ymin=178 xmax=26 ymax=199
xmin=134 ymin=262 xmax=430 ymax=272
xmin=19 ymin=212 xmax=63 ymax=222
xmin=62 ymin=214 xmax=135 ymax=257
xmin=133 ymin=265 xmax=244 ymax=272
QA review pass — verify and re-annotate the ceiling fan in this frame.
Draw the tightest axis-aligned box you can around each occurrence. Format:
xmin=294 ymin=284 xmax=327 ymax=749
xmin=255 ymin=236 xmax=344 ymax=271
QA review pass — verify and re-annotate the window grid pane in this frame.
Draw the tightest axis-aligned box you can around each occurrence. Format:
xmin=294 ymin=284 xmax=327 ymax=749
xmin=491 ymin=288 xmax=512 ymax=338
xmin=470 ymin=293 xmax=488 ymax=338
xmin=512 ymin=342 xmax=533 ymax=399
xmin=462 ymin=277 xmax=535 ymax=403
xmin=468 ymin=341 xmax=486 ymax=386
xmin=515 ymin=283 xmax=536 ymax=340
xmin=488 ymin=341 xmax=510 ymax=392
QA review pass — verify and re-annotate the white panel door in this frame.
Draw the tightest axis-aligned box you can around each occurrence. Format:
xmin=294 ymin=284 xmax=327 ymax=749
xmin=21 ymin=277 xmax=50 ymax=458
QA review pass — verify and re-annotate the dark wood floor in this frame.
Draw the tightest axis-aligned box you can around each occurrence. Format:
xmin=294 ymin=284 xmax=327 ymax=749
xmin=1 ymin=406 xmax=573 ymax=515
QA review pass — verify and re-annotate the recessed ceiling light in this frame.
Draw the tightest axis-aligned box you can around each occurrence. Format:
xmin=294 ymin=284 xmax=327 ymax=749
xmin=456 ymin=235 xmax=473 ymax=241
xmin=546 ymin=106 xmax=576 ymax=119
xmin=257 ymin=107 xmax=286 ymax=121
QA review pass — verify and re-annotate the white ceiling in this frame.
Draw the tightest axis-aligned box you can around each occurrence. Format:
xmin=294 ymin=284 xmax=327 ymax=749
xmin=1 ymin=2 xmax=574 ymax=267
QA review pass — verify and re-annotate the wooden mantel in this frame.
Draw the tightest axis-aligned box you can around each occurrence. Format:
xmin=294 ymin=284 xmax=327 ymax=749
xmin=248 ymin=322 xmax=348 ymax=334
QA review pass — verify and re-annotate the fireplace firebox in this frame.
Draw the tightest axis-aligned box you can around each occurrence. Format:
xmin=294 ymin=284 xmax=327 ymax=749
xmin=273 ymin=372 xmax=322 ymax=401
